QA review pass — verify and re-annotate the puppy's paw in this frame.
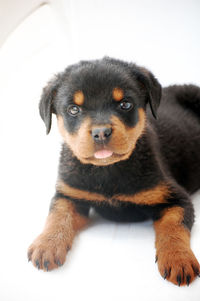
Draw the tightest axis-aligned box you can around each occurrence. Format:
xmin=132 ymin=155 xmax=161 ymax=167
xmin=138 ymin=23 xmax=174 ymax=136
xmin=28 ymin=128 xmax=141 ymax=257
xmin=28 ymin=232 xmax=71 ymax=271
xmin=156 ymin=248 xmax=200 ymax=286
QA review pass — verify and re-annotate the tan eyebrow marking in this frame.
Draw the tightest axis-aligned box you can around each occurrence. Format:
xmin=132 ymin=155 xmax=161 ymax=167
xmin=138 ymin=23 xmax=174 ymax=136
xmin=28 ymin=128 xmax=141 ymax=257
xmin=73 ymin=90 xmax=84 ymax=106
xmin=112 ymin=87 xmax=124 ymax=102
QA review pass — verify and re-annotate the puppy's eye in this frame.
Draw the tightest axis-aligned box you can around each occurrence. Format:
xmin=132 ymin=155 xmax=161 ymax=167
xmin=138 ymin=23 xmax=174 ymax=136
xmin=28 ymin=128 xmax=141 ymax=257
xmin=67 ymin=105 xmax=81 ymax=116
xmin=120 ymin=101 xmax=133 ymax=111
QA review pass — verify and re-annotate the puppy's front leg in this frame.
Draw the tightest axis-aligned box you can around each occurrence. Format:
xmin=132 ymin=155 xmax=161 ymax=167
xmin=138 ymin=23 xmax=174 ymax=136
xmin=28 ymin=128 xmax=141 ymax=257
xmin=28 ymin=198 xmax=89 ymax=271
xmin=154 ymin=204 xmax=200 ymax=286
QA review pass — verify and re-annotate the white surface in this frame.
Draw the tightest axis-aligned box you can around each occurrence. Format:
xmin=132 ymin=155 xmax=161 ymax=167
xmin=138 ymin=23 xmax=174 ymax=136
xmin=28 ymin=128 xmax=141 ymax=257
xmin=0 ymin=0 xmax=43 ymax=46
xmin=0 ymin=1 xmax=200 ymax=301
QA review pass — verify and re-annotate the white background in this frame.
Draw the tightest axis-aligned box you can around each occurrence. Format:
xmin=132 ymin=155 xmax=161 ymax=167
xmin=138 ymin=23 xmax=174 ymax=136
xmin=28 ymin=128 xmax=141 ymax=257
xmin=0 ymin=1 xmax=200 ymax=300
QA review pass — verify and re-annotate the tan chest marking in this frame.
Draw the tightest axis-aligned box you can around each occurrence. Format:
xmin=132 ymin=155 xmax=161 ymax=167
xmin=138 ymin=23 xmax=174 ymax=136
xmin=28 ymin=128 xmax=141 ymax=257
xmin=57 ymin=181 xmax=105 ymax=202
xmin=115 ymin=183 xmax=170 ymax=205
xmin=57 ymin=181 xmax=170 ymax=206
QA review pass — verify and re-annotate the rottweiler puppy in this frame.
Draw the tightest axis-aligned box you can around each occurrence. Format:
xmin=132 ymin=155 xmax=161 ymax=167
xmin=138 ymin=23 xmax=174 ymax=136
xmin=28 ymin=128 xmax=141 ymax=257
xmin=28 ymin=57 xmax=200 ymax=286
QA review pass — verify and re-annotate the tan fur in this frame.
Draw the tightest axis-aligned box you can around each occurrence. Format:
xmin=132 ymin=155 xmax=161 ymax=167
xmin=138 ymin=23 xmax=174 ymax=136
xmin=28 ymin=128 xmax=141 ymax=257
xmin=154 ymin=206 xmax=200 ymax=285
xmin=28 ymin=198 xmax=89 ymax=271
xmin=57 ymin=181 xmax=170 ymax=206
xmin=73 ymin=90 xmax=84 ymax=106
xmin=57 ymin=116 xmax=94 ymax=160
xmin=57 ymin=181 xmax=105 ymax=202
xmin=57 ymin=108 xmax=146 ymax=166
xmin=115 ymin=183 xmax=170 ymax=205
xmin=109 ymin=108 xmax=146 ymax=159
xmin=112 ymin=87 xmax=124 ymax=101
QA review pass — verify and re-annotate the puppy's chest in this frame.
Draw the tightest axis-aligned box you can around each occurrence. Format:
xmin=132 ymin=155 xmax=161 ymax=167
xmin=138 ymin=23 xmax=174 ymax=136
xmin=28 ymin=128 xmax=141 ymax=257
xmin=60 ymin=162 xmax=145 ymax=197
xmin=58 ymin=164 xmax=169 ymax=206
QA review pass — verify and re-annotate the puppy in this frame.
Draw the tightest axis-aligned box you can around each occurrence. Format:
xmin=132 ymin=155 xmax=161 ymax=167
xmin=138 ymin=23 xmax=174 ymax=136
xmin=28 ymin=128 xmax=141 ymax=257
xmin=28 ymin=57 xmax=200 ymax=286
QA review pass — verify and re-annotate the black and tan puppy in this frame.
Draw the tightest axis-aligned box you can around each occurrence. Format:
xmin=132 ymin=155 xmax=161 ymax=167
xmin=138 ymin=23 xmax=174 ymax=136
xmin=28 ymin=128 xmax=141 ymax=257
xmin=28 ymin=57 xmax=200 ymax=286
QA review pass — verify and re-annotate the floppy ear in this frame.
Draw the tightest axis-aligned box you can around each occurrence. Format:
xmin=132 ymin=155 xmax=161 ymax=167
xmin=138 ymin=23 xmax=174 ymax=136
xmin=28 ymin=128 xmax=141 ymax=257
xmin=133 ymin=67 xmax=162 ymax=118
xmin=39 ymin=74 xmax=61 ymax=134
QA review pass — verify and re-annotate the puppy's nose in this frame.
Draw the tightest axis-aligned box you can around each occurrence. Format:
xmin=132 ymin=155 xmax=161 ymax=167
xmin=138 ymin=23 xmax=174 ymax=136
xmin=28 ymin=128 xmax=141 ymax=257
xmin=91 ymin=127 xmax=112 ymax=143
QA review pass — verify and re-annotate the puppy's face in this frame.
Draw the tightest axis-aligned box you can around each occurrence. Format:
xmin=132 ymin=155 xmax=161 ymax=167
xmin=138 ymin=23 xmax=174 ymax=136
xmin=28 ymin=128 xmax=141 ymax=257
xmin=40 ymin=58 xmax=161 ymax=166
xmin=56 ymin=78 xmax=146 ymax=166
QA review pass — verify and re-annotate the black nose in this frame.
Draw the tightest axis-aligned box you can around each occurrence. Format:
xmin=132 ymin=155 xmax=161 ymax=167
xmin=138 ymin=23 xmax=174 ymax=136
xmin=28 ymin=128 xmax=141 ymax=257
xmin=91 ymin=127 xmax=112 ymax=143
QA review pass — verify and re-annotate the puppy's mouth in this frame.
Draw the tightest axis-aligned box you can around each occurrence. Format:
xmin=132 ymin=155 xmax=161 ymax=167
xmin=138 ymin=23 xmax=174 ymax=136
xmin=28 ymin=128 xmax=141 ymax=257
xmin=79 ymin=146 xmax=132 ymax=165
xmin=94 ymin=149 xmax=113 ymax=159
xmin=84 ymin=148 xmax=128 ymax=161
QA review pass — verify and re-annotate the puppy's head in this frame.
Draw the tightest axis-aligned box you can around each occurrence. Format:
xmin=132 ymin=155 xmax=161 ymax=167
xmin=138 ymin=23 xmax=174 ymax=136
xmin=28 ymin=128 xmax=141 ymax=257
xmin=39 ymin=57 xmax=161 ymax=166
